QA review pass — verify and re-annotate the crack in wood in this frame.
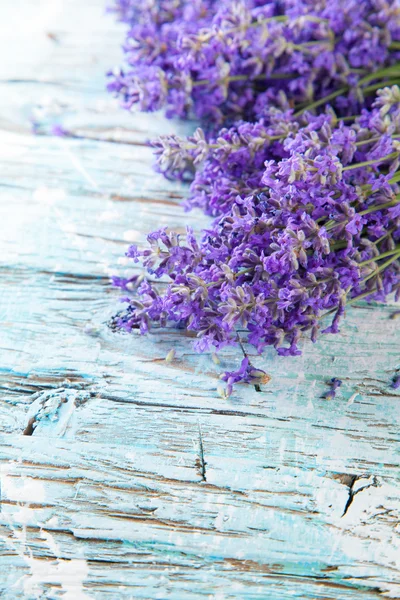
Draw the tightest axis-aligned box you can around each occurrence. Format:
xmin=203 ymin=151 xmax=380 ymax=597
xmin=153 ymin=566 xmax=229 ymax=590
xmin=23 ymin=416 xmax=36 ymax=436
xmin=341 ymin=475 xmax=379 ymax=517
xmin=75 ymin=390 xmax=290 ymax=420
xmin=196 ymin=422 xmax=207 ymax=482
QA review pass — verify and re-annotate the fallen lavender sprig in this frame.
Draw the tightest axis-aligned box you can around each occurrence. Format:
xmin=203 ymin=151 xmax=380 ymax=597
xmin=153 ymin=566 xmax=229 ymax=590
xmin=392 ymin=374 xmax=400 ymax=388
xmin=220 ymin=356 xmax=271 ymax=397
xmin=323 ymin=377 xmax=342 ymax=400
xmin=112 ymin=89 xmax=400 ymax=396
xmin=107 ymin=0 xmax=400 ymax=122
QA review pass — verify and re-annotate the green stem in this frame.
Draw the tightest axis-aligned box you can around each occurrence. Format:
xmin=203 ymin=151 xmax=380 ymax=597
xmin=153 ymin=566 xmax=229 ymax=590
xmin=358 ymin=64 xmax=400 ymax=86
xmin=355 ymin=134 xmax=400 ymax=147
xmin=346 ymin=288 xmax=378 ymax=305
xmin=389 ymin=171 xmax=400 ymax=184
xmin=338 ymin=115 xmax=359 ymax=122
xmin=329 ymin=240 xmax=348 ymax=251
xmin=389 ymin=42 xmax=400 ymax=50
xmin=358 ymin=246 xmax=400 ymax=266
xmin=359 ymin=199 xmax=400 ymax=216
xmin=375 ymin=228 xmax=395 ymax=244
xmin=325 ymin=198 xmax=399 ymax=231
xmin=294 ymin=87 xmax=348 ymax=116
xmin=318 ymin=240 xmax=400 ymax=321
xmin=342 ymin=151 xmax=399 ymax=171
xmin=362 ymin=252 xmax=400 ymax=283
xmin=295 ymin=64 xmax=400 ymax=117
xmin=362 ymin=79 xmax=400 ymax=94
xmin=192 ymin=59 xmax=400 ymax=103
xmin=192 ymin=72 xmax=296 ymax=87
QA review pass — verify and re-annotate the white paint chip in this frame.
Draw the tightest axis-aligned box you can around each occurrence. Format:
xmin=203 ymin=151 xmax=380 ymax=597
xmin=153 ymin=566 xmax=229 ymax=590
xmin=123 ymin=230 xmax=140 ymax=242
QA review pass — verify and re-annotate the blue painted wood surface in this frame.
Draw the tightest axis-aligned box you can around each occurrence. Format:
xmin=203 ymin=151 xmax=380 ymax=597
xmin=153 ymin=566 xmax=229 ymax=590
xmin=0 ymin=1 xmax=400 ymax=598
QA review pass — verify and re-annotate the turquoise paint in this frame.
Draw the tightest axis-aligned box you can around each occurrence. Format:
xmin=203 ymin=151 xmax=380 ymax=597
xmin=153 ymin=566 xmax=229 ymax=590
xmin=0 ymin=0 xmax=399 ymax=598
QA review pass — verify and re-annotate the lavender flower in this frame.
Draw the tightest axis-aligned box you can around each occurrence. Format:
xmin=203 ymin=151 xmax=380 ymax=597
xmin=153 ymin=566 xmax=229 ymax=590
xmin=111 ymin=273 xmax=144 ymax=291
xmin=221 ymin=356 xmax=270 ymax=396
xmin=113 ymin=91 xmax=400 ymax=367
xmin=107 ymin=0 xmax=400 ymax=395
xmin=51 ymin=124 xmax=69 ymax=137
xmin=153 ymin=87 xmax=400 ymax=219
xmin=323 ymin=377 xmax=342 ymax=400
xmin=392 ymin=374 xmax=400 ymax=388
xmin=107 ymin=0 xmax=400 ymax=122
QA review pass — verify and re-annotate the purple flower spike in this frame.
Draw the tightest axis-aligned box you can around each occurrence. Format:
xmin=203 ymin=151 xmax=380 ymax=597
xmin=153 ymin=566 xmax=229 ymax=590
xmin=107 ymin=0 xmax=400 ymax=122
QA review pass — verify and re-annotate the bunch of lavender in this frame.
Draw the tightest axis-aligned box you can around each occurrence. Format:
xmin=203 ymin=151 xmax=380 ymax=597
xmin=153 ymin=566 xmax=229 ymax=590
xmin=153 ymin=87 xmax=400 ymax=217
xmin=113 ymin=89 xmax=400 ymax=385
xmin=107 ymin=0 xmax=400 ymax=122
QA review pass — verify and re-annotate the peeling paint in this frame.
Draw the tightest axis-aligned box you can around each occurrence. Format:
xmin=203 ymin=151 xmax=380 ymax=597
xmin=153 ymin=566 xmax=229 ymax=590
xmin=0 ymin=0 xmax=399 ymax=597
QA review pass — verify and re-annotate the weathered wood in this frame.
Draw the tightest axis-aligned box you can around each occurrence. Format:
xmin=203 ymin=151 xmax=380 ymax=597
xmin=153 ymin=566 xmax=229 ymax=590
xmin=0 ymin=0 xmax=400 ymax=598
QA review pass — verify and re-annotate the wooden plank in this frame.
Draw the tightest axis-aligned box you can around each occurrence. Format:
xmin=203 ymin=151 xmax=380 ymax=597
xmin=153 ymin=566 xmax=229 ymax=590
xmin=0 ymin=0 xmax=399 ymax=598
xmin=1 ymin=435 xmax=400 ymax=597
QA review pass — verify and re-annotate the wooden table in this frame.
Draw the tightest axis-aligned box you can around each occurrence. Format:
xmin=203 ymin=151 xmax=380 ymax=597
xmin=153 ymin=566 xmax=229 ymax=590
xmin=1 ymin=1 xmax=399 ymax=598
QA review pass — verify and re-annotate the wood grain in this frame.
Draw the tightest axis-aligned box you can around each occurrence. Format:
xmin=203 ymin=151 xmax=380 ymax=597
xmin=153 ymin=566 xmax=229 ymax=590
xmin=0 ymin=1 xmax=399 ymax=598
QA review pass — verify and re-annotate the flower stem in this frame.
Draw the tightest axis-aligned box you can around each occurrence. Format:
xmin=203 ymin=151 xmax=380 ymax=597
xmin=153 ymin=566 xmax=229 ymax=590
xmin=342 ymin=151 xmax=399 ymax=171
xmin=362 ymin=251 xmax=400 ymax=283
xmin=294 ymin=87 xmax=348 ymax=116
xmin=295 ymin=65 xmax=400 ymax=117
xmin=358 ymin=246 xmax=400 ymax=266
xmin=362 ymin=78 xmax=400 ymax=94
xmin=358 ymin=64 xmax=400 ymax=86
xmin=359 ymin=198 xmax=400 ymax=215
xmin=355 ymin=134 xmax=400 ymax=147
xmin=389 ymin=171 xmax=400 ymax=184
xmin=338 ymin=115 xmax=359 ymax=122
xmin=192 ymin=72 xmax=301 ymax=88
xmin=325 ymin=196 xmax=399 ymax=231
xmin=375 ymin=228 xmax=395 ymax=244
xmin=347 ymin=288 xmax=378 ymax=305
